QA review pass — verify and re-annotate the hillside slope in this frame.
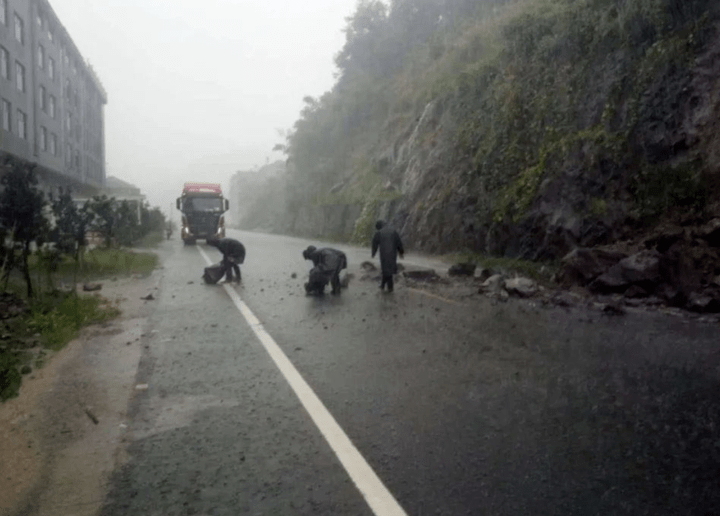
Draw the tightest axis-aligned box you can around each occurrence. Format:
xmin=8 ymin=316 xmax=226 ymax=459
xmin=245 ymin=0 xmax=720 ymax=263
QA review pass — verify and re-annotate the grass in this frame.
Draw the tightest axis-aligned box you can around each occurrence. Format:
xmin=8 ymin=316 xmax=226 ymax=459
xmin=25 ymin=292 xmax=121 ymax=351
xmin=1 ymin=246 xmax=158 ymax=402
xmin=29 ymin=247 xmax=159 ymax=284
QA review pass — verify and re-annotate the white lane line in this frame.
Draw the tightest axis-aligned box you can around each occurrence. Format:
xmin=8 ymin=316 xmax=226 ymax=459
xmin=197 ymin=246 xmax=408 ymax=516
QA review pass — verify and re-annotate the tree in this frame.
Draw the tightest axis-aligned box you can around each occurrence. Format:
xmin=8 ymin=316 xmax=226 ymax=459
xmin=0 ymin=159 xmax=49 ymax=297
xmin=49 ymin=188 xmax=93 ymax=290
xmin=87 ymin=195 xmax=117 ymax=247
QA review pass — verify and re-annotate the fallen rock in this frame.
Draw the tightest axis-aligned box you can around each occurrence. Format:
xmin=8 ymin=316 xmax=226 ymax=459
xmin=478 ymin=274 xmax=505 ymax=295
xmin=602 ymin=302 xmax=626 ymax=316
xmin=473 ymin=268 xmax=493 ymax=282
xmin=83 ymin=283 xmax=102 ymax=292
xmin=291 ymin=272 xmax=297 ymax=279
xmin=687 ymin=289 xmax=720 ymax=313
xmin=617 ymin=250 xmax=662 ymax=285
xmin=403 ymin=267 xmax=439 ymax=282
xmin=623 ymin=285 xmax=649 ymax=299
xmin=643 ymin=224 xmax=685 ymax=252
xmin=141 ymin=294 xmax=155 ymax=301
xmin=504 ymin=277 xmax=538 ymax=298
xmin=590 ymin=250 xmax=661 ymax=293
xmin=360 ymin=261 xmax=377 ymax=272
xmin=550 ymin=291 xmax=576 ymax=307
xmin=697 ymin=218 xmax=720 ymax=247
xmin=448 ymin=262 xmax=476 ymax=277
xmin=560 ymin=248 xmax=628 ymax=285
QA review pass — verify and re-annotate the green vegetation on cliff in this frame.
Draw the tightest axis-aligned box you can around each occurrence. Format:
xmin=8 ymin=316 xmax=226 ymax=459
xmin=266 ymin=0 xmax=719 ymax=257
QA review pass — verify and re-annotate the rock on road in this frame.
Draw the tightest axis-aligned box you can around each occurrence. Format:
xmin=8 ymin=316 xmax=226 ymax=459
xmin=42 ymin=230 xmax=720 ymax=515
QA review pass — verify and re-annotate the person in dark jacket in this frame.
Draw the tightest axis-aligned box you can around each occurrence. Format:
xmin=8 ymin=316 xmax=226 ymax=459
xmin=207 ymin=237 xmax=246 ymax=283
xmin=302 ymin=245 xmax=347 ymax=295
xmin=371 ymin=220 xmax=404 ymax=292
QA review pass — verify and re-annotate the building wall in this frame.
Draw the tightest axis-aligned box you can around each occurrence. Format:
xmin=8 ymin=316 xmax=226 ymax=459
xmin=0 ymin=0 xmax=106 ymax=197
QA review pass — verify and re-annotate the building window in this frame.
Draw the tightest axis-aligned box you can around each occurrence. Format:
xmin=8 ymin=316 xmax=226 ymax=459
xmin=0 ymin=0 xmax=6 ymax=26
xmin=0 ymin=46 xmax=8 ymax=80
xmin=15 ymin=61 xmax=24 ymax=91
xmin=48 ymin=57 xmax=55 ymax=80
xmin=17 ymin=109 xmax=26 ymax=139
xmin=66 ymin=112 xmax=72 ymax=133
xmin=37 ymin=44 xmax=44 ymax=70
xmin=14 ymin=13 xmax=23 ymax=45
xmin=36 ymin=11 xmax=42 ymax=28
xmin=65 ymin=144 xmax=71 ymax=166
xmin=65 ymin=79 xmax=71 ymax=100
xmin=39 ymin=85 xmax=46 ymax=111
xmin=49 ymin=132 xmax=57 ymax=155
xmin=1 ymin=99 xmax=10 ymax=132
xmin=48 ymin=94 xmax=56 ymax=118
xmin=40 ymin=126 xmax=47 ymax=151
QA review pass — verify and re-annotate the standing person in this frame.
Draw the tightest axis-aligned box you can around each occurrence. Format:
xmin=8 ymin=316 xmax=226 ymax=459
xmin=207 ymin=237 xmax=246 ymax=284
xmin=302 ymin=245 xmax=347 ymax=295
xmin=371 ymin=220 xmax=404 ymax=292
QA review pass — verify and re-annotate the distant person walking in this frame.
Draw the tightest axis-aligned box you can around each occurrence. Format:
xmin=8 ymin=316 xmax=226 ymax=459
xmin=207 ymin=237 xmax=246 ymax=284
xmin=371 ymin=220 xmax=404 ymax=292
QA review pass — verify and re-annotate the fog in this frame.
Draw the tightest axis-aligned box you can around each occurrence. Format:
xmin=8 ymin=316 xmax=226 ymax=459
xmin=50 ymin=0 xmax=358 ymax=216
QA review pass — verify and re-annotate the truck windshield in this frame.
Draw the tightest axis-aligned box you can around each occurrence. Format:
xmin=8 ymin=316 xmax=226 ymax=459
xmin=185 ymin=197 xmax=223 ymax=212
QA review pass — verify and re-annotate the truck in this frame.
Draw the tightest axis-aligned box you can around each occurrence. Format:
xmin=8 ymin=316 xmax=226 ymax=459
xmin=176 ymin=182 xmax=229 ymax=245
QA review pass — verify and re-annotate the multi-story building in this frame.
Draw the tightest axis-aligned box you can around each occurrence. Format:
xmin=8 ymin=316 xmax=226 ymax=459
xmin=0 ymin=0 xmax=106 ymax=197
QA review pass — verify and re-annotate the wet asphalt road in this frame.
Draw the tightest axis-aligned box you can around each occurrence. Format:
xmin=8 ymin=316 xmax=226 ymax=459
xmin=100 ymin=230 xmax=720 ymax=516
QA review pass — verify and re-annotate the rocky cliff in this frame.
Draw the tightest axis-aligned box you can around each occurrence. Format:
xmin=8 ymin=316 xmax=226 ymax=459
xmin=244 ymin=0 xmax=720 ymax=289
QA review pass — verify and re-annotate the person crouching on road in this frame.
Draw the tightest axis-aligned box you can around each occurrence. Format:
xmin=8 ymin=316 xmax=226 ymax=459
xmin=302 ymin=245 xmax=347 ymax=295
xmin=371 ymin=220 xmax=404 ymax=292
xmin=207 ymin=237 xmax=246 ymax=284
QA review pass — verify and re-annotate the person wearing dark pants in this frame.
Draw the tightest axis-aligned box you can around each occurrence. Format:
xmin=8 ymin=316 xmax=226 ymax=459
xmin=371 ymin=220 xmax=404 ymax=292
xmin=207 ymin=237 xmax=246 ymax=284
xmin=302 ymin=246 xmax=347 ymax=295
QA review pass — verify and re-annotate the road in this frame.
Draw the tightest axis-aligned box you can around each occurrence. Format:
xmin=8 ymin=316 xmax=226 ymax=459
xmin=96 ymin=230 xmax=720 ymax=516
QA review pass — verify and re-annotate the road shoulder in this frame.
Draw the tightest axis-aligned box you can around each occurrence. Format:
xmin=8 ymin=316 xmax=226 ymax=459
xmin=0 ymin=273 xmax=161 ymax=516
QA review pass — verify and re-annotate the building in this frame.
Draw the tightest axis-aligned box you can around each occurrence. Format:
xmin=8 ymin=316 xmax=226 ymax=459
xmin=0 ymin=0 xmax=106 ymax=197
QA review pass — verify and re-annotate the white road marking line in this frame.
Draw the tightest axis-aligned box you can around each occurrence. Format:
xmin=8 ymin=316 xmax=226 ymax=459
xmin=197 ymin=246 xmax=408 ymax=516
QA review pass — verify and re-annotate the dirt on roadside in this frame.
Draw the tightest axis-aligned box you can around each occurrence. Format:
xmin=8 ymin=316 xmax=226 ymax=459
xmin=0 ymin=273 xmax=161 ymax=516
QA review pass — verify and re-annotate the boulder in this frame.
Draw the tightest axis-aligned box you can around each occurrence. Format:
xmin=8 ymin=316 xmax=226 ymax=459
xmin=83 ymin=283 xmax=102 ymax=292
xmin=478 ymin=274 xmax=505 ymax=295
xmin=360 ymin=261 xmax=377 ymax=272
xmin=687 ymin=288 xmax=720 ymax=313
xmin=617 ymin=250 xmax=661 ymax=285
xmin=643 ymin=224 xmax=685 ymax=252
xmin=623 ymin=285 xmax=649 ymax=299
xmin=697 ymin=218 xmax=720 ymax=247
xmin=473 ymin=268 xmax=493 ymax=282
xmin=448 ymin=262 xmax=476 ymax=277
xmin=560 ymin=248 xmax=628 ymax=285
xmin=403 ymin=267 xmax=439 ymax=281
xmin=504 ymin=277 xmax=538 ymax=298
xmin=590 ymin=250 xmax=661 ymax=293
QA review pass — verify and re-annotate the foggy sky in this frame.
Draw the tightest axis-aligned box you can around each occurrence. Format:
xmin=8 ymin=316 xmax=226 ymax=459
xmin=49 ymin=0 xmax=358 ymax=217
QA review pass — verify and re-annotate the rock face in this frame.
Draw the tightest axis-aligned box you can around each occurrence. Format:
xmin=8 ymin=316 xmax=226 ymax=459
xmin=236 ymin=6 xmax=720 ymax=305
